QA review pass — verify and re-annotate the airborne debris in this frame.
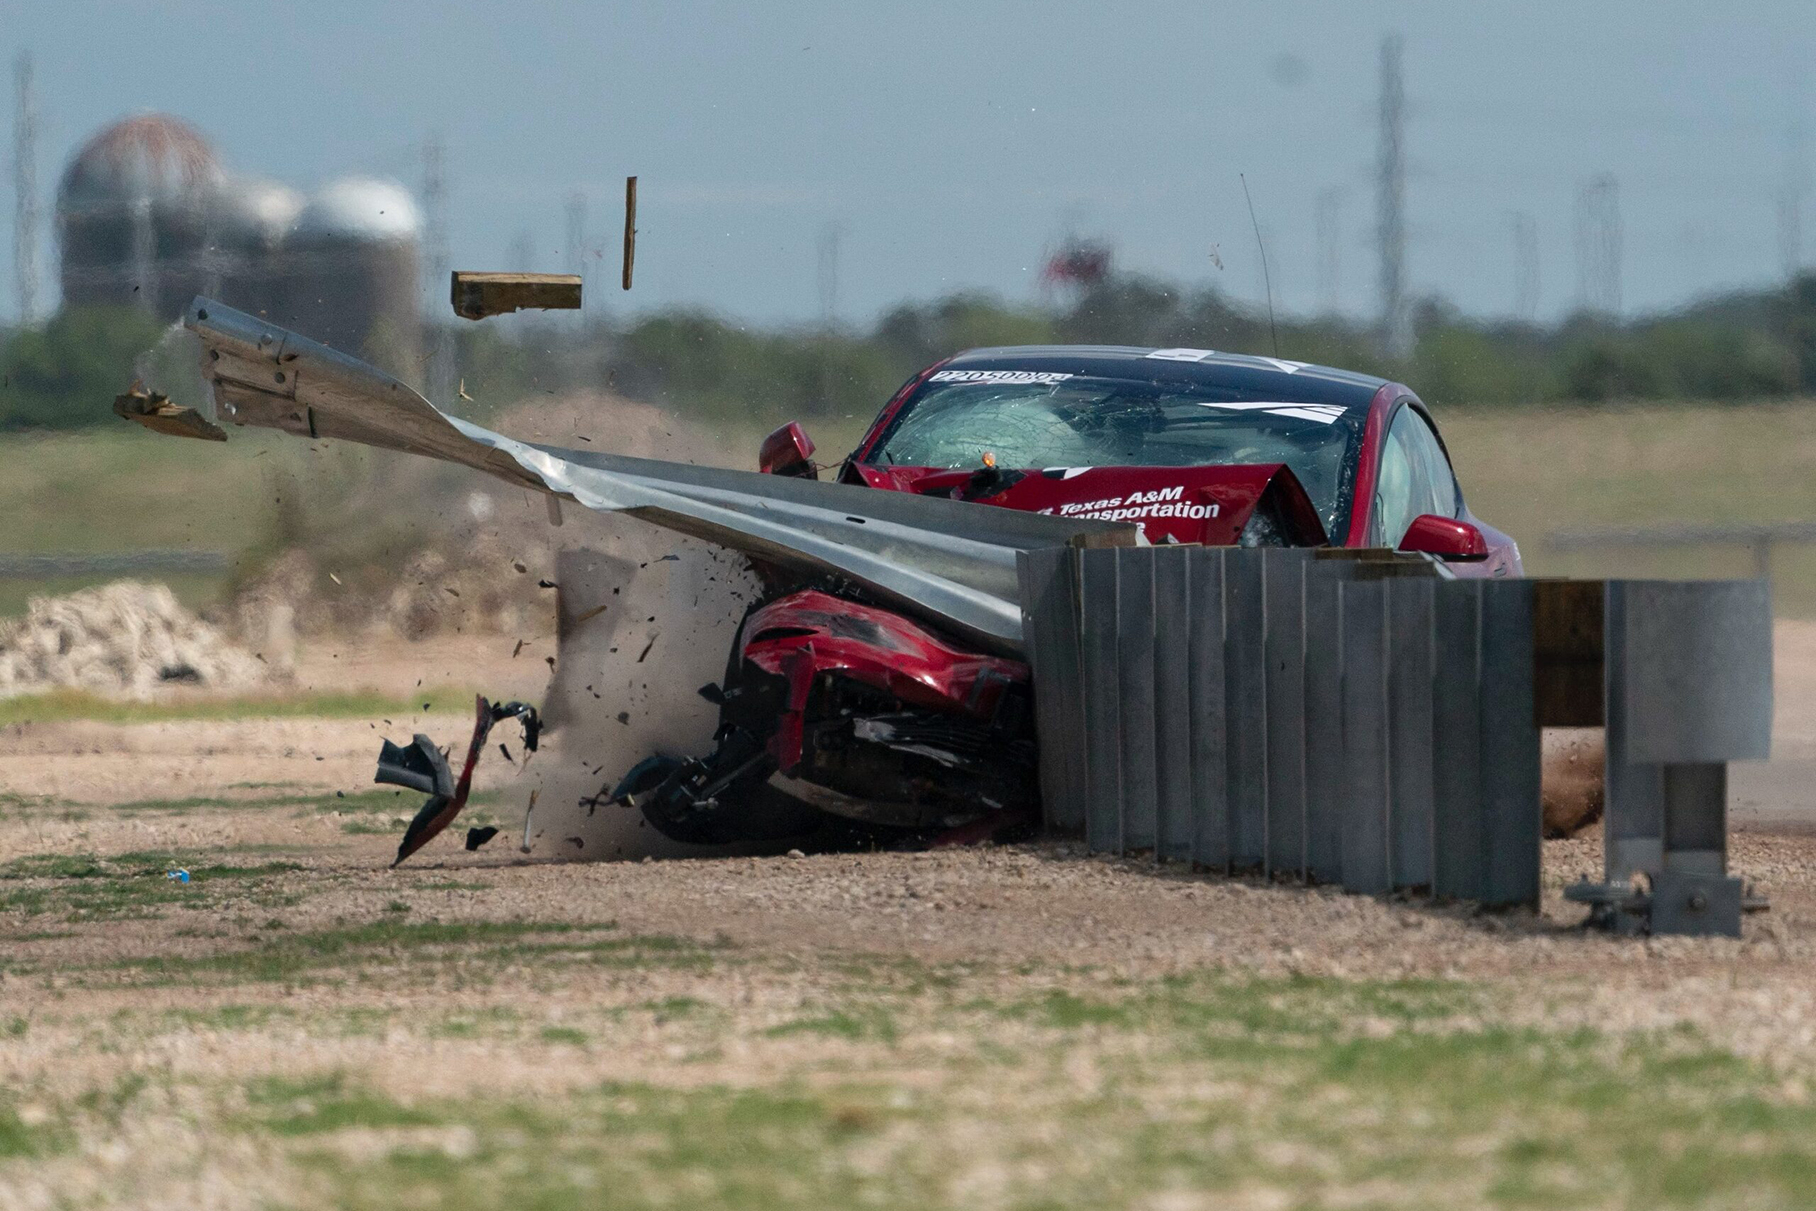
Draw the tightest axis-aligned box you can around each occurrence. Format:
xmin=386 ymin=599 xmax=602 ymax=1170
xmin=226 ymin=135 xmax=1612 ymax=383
xmin=450 ymin=270 xmax=582 ymax=320
xmin=520 ymin=789 xmax=539 ymax=853
xmin=622 ymin=175 xmax=637 ymax=290
xmin=464 ymin=825 xmax=500 ymax=851
xmin=379 ymin=696 xmax=542 ymax=867
xmin=112 ymin=380 xmax=226 ymax=442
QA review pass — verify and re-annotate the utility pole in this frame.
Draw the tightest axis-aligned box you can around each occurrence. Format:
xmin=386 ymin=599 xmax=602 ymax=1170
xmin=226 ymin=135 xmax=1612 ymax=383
xmin=12 ymin=50 xmax=38 ymax=325
xmin=1375 ymin=35 xmax=1411 ymax=358
xmin=1315 ymin=187 xmax=1341 ymax=317
xmin=422 ymin=133 xmax=454 ymax=401
xmin=1511 ymin=211 xmax=1539 ymax=322
xmin=1780 ymin=115 xmax=1807 ymax=282
xmin=1574 ymin=174 xmax=1622 ymax=317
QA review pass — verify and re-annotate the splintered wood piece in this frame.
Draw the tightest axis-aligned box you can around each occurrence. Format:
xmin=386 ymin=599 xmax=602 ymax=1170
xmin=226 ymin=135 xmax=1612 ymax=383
xmin=449 ymin=271 xmax=583 ymax=320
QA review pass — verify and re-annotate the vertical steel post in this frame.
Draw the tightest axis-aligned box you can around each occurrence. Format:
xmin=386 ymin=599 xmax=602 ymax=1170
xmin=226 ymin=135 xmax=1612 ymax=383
xmin=1115 ymin=548 xmax=1160 ymax=852
xmin=1188 ymin=550 xmax=1231 ymax=869
xmin=1152 ymin=548 xmax=1195 ymax=861
xmin=1480 ymin=580 xmax=1542 ymax=908
xmin=1016 ymin=547 xmax=1088 ymax=831
xmin=1302 ymin=563 xmax=1349 ymax=883
xmin=1386 ymin=578 xmax=1436 ymax=890
xmin=1431 ymin=581 xmax=1487 ymax=900
xmin=1339 ymin=580 xmax=1392 ymax=894
xmin=1264 ymin=550 xmax=1312 ymax=878
xmin=1224 ymin=550 xmax=1269 ymax=868
xmin=1078 ymin=548 xmax=1124 ymax=853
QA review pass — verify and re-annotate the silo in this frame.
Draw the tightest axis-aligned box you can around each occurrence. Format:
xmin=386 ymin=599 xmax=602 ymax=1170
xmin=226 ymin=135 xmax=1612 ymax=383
xmin=56 ymin=114 xmax=225 ymax=314
xmin=211 ymin=177 xmax=302 ymax=315
xmin=280 ymin=178 xmax=422 ymax=376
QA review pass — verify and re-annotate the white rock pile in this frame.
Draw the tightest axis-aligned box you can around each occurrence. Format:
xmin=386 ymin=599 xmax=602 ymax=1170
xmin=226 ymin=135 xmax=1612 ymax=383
xmin=0 ymin=580 xmax=266 ymax=700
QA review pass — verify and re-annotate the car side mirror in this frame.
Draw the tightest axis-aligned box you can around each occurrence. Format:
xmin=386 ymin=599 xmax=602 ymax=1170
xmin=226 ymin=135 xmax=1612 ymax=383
xmin=1398 ymin=514 xmax=1489 ymax=560
xmin=758 ymin=422 xmax=817 ymax=478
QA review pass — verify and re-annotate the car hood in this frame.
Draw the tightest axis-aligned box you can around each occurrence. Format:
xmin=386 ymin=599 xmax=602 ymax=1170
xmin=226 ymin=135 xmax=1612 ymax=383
xmin=847 ymin=463 xmax=1328 ymax=547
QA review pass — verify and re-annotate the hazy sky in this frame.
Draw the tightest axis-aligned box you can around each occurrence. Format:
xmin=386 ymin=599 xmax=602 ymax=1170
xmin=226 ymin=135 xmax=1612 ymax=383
xmin=8 ymin=0 xmax=1816 ymax=327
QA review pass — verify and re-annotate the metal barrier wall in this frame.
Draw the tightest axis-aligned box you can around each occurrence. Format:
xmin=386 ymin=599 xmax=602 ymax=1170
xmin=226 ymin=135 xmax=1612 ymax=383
xmin=1016 ymin=546 xmax=1773 ymax=934
xmin=1568 ymin=579 xmax=1773 ymax=934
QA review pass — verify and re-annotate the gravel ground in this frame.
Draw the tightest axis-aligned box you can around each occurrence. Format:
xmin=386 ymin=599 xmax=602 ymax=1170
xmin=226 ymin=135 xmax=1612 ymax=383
xmin=2 ymin=626 xmax=1814 ymax=1208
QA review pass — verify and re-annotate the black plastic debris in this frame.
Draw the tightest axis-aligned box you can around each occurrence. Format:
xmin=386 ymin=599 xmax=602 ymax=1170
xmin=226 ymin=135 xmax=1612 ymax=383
xmin=375 ymin=734 xmax=453 ymax=797
xmin=465 ymin=825 xmax=501 ymax=851
xmin=380 ymin=695 xmax=542 ymax=867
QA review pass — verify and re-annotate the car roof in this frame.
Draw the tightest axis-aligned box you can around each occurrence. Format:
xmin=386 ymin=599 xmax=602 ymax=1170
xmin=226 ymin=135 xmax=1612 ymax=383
xmin=939 ymin=345 xmax=1392 ymax=413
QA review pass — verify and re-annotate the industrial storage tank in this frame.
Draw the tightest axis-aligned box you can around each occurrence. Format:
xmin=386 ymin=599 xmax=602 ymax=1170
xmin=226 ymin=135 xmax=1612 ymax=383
xmin=211 ymin=177 xmax=303 ymax=314
xmin=279 ymin=177 xmax=422 ymax=373
xmin=56 ymin=114 xmax=226 ymax=313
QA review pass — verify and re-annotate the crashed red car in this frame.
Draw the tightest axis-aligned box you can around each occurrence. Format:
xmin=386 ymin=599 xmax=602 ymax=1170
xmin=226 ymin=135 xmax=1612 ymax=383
xmin=612 ymin=345 xmax=1521 ymax=844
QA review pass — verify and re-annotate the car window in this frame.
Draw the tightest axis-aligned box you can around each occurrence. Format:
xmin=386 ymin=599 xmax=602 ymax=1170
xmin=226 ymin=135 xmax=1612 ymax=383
xmin=869 ymin=374 xmax=1365 ymax=537
xmin=1371 ymin=406 xmax=1458 ymax=547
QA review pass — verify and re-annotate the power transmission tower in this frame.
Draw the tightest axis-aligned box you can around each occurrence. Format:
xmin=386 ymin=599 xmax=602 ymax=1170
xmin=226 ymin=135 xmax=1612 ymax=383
xmin=564 ymin=191 xmax=587 ymax=315
xmin=422 ymin=133 xmax=454 ymax=400
xmin=1375 ymin=34 xmax=1411 ymax=357
xmin=817 ymin=221 xmax=842 ymax=330
xmin=1315 ymin=187 xmax=1341 ymax=316
xmin=1780 ymin=116 xmax=1807 ymax=282
xmin=12 ymin=50 xmax=38 ymax=325
xmin=1511 ymin=211 xmax=1539 ymax=321
xmin=1574 ymin=174 xmax=1622 ymax=317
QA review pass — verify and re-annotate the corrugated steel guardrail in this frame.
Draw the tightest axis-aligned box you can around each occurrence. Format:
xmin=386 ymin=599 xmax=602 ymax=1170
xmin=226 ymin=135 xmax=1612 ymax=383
xmin=1017 ymin=545 xmax=1774 ymax=935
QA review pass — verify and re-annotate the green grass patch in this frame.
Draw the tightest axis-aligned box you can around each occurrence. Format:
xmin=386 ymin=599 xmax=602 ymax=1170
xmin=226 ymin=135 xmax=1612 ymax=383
xmin=767 ymin=1008 xmax=899 ymax=1044
xmin=643 ymin=995 xmax=708 ymax=1021
xmin=0 ymin=1102 xmax=66 ymax=1160
xmin=0 ymin=853 xmax=106 ymax=880
xmin=277 ymin=1009 xmax=1816 ymax=1210
xmin=106 ymin=919 xmax=710 ymax=985
xmin=0 ymin=850 xmax=306 ymax=922
xmin=246 ymin=1073 xmax=446 ymax=1137
xmin=0 ymin=687 xmax=479 ymax=726
xmin=160 ymin=1004 xmax=297 ymax=1032
xmin=9 ymin=946 xmax=1816 ymax=1208
xmin=1 ymin=850 xmax=301 ymax=882
xmin=282 ymin=1080 xmax=906 ymax=1210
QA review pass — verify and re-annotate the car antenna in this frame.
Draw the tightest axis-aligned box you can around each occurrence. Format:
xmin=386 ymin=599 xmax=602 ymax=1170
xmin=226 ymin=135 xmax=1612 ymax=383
xmin=1240 ymin=173 xmax=1280 ymax=358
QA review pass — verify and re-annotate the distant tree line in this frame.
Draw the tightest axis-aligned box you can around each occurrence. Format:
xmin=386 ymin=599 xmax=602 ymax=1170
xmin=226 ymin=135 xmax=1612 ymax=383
xmin=10 ymin=272 xmax=1816 ymax=432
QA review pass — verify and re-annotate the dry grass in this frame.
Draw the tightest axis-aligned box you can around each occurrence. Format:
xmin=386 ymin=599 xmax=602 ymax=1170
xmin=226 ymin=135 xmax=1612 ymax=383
xmin=1 ymin=745 xmax=1814 ymax=1209
xmin=1442 ymin=399 xmax=1816 ymax=612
